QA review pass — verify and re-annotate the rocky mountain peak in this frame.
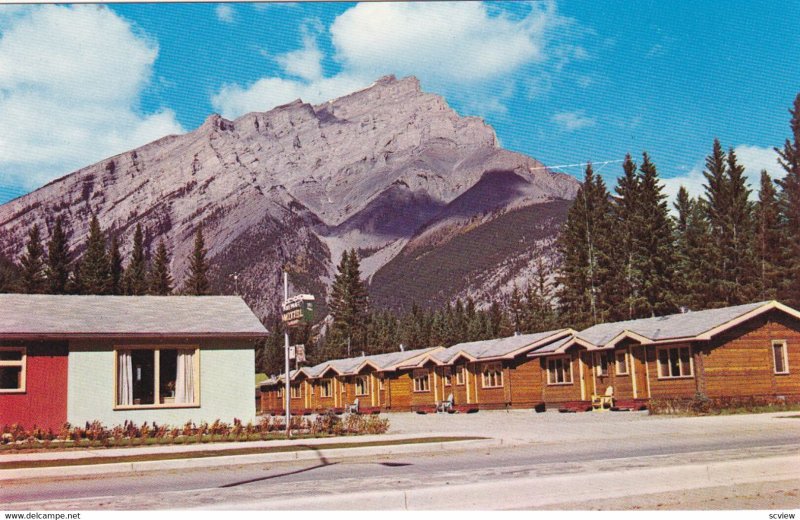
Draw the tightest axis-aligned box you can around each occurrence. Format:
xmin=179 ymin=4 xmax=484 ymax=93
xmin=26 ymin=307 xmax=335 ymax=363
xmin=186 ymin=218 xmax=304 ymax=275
xmin=0 ymin=76 xmax=579 ymax=317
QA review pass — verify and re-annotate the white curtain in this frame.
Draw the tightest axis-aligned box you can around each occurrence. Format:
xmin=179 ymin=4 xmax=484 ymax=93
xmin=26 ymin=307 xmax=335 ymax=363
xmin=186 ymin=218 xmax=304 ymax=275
xmin=175 ymin=349 xmax=195 ymax=404
xmin=118 ymin=350 xmax=133 ymax=406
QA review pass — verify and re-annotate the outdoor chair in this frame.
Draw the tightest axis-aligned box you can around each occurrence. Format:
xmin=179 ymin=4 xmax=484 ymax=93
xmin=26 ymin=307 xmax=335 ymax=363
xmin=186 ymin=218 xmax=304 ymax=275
xmin=592 ymin=386 xmax=614 ymax=411
xmin=346 ymin=398 xmax=360 ymax=414
xmin=437 ymin=393 xmax=454 ymax=413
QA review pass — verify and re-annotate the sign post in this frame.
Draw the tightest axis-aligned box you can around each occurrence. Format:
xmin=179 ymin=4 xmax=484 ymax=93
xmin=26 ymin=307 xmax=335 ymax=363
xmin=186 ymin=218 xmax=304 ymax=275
xmin=280 ymin=275 xmax=315 ymax=439
xmin=283 ymin=272 xmax=291 ymax=438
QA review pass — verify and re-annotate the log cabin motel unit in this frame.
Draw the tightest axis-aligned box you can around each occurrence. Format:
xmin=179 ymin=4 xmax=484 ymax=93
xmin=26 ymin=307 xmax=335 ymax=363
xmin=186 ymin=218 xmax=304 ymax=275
xmin=0 ymin=295 xmax=268 ymax=430
xmin=261 ymin=301 xmax=800 ymax=414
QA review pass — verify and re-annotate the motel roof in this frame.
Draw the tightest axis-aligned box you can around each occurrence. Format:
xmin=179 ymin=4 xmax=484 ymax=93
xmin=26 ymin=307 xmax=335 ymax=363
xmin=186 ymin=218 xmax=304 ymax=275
xmin=529 ymin=300 xmax=800 ymax=357
xmin=267 ymin=347 xmax=441 ymax=385
xmin=0 ymin=294 xmax=269 ymax=339
xmin=391 ymin=329 xmax=574 ymax=369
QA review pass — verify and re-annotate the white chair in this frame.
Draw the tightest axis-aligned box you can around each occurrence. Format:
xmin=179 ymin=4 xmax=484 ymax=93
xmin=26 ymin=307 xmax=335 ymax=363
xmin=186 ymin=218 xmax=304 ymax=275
xmin=437 ymin=393 xmax=454 ymax=413
xmin=592 ymin=386 xmax=614 ymax=411
xmin=346 ymin=397 xmax=360 ymax=414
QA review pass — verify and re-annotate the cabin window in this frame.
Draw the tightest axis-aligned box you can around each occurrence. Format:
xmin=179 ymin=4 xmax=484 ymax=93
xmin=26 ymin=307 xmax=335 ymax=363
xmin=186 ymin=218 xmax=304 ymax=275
xmin=290 ymin=383 xmax=301 ymax=399
xmin=772 ymin=340 xmax=789 ymax=374
xmin=379 ymin=376 xmax=385 ymax=391
xmin=355 ymin=375 xmax=369 ymax=396
xmin=115 ymin=347 xmax=198 ymax=408
xmin=320 ymin=379 xmax=333 ymax=397
xmin=481 ymin=362 xmax=503 ymax=388
xmin=595 ymin=351 xmax=610 ymax=376
xmin=615 ymin=350 xmax=629 ymax=375
xmin=657 ymin=346 xmax=693 ymax=379
xmin=547 ymin=357 xmax=573 ymax=385
xmin=0 ymin=347 xmax=25 ymax=393
xmin=442 ymin=367 xmax=452 ymax=386
xmin=341 ymin=378 xmax=346 ymax=393
xmin=455 ymin=365 xmax=466 ymax=385
xmin=413 ymin=369 xmax=430 ymax=392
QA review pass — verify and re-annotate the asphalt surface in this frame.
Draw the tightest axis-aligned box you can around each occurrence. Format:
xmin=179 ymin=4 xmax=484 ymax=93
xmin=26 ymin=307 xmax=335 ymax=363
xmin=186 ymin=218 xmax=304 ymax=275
xmin=2 ymin=411 xmax=799 ymax=510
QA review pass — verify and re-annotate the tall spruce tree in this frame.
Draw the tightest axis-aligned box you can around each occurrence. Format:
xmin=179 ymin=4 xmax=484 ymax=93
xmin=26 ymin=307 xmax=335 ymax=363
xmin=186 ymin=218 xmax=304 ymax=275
xmin=724 ymin=148 xmax=758 ymax=303
xmin=775 ymin=93 xmax=800 ymax=307
xmin=613 ymin=154 xmax=645 ymax=319
xmin=149 ymin=240 xmax=174 ymax=295
xmin=81 ymin=216 xmax=110 ymax=295
xmin=556 ymin=164 xmax=616 ymax=328
xmin=184 ymin=226 xmax=211 ymax=295
xmin=20 ymin=224 xmax=46 ymax=294
xmin=635 ymin=153 xmax=677 ymax=316
xmin=108 ymin=234 xmax=124 ymax=295
xmin=327 ymin=250 xmax=369 ymax=358
xmin=123 ymin=224 xmax=148 ymax=295
xmin=701 ymin=139 xmax=729 ymax=306
xmin=756 ymin=170 xmax=785 ymax=300
xmin=45 ymin=217 xmax=71 ymax=294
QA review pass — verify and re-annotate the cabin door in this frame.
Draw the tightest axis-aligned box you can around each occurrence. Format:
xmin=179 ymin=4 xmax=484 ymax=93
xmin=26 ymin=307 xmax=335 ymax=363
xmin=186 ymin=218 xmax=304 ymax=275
xmin=580 ymin=352 xmax=594 ymax=401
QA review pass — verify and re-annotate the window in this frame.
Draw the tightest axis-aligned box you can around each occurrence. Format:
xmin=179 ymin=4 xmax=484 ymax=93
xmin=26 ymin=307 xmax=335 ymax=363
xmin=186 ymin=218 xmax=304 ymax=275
xmin=319 ymin=379 xmax=333 ymax=397
xmin=442 ymin=367 xmax=452 ymax=386
xmin=455 ymin=365 xmax=466 ymax=385
xmin=615 ymin=350 xmax=629 ymax=375
xmin=379 ymin=376 xmax=385 ymax=391
xmin=413 ymin=369 xmax=430 ymax=392
xmin=290 ymin=383 xmax=301 ymax=399
xmin=596 ymin=352 xmax=610 ymax=376
xmin=116 ymin=347 xmax=198 ymax=407
xmin=773 ymin=340 xmax=789 ymax=374
xmin=0 ymin=347 xmax=25 ymax=392
xmin=481 ymin=362 xmax=503 ymax=388
xmin=341 ymin=378 xmax=347 ymax=393
xmin=657 ymin=346 xmax=693 ymax=378
xmin=547 ymin=357 xmax=573 ymax=385
xmin=355 ymin=375 xmax=369 ymax=396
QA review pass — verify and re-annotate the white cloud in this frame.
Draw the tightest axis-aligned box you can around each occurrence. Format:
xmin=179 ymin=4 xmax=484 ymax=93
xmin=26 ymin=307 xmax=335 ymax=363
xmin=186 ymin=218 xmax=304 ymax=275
xmin=661 ymin=145 xmax=784 ymax=204
xmin=330 ymin=2 xmax=556 ymax=84
xmin=212 ymin=2 xmax=573 ymax=119
xmin=215 ymin=4 xmax=235 ymax=24
xmin=552 ymin=110 xmax=596 ymax=131
xmin=0 ymin=5 xmax=184 ymax=191
xmin=212 ymin=74 xmax=368 ymax=119
xmin=275 ymin=25 xmax=324 ymax=82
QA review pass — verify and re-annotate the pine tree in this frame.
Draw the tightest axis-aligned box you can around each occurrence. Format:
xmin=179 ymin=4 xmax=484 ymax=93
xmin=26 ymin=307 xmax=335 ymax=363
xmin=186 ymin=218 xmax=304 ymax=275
xmin=613 ymin=153 xmax=645 ymax=319
xmin=556 ymin=164 xmax=616 ymax=328
xmin=775 ymin=93 xmax=800 ymax=307
xmin=184 ymin=226 xmax=211 ymax=296
xmin=673 ymin=189 xmax=713 ymax=310
xmin=635 ymin=153 xmax=677 ymax=316
xmin=123 ymin=224 xmax=148 ymax=295
xmin=755 ymin=170 xmax=785 ymax=300
xmin=327 ymin=250 xmax=369 ymax=358
xmin=509 ymin=285 xmax=525 ymax=333
xmin=20 ymin=224 xmax=46 ymax=294
xmin=724 ymin=148 xmax=758 ymax=303
xmin=0 ymin=254 xmax=20 ymax=293
xmin=80 ymin=216 xmax=110 ymax=295
xmin=45 ymin=217 xmax=71 ymax=294
xmin=702 ymin=139 xmax=730 ymax=308
xmin=149 ymin=240 xmax=174 ymax=295
xmin=108 ymin=234 xmax=124 ymax=295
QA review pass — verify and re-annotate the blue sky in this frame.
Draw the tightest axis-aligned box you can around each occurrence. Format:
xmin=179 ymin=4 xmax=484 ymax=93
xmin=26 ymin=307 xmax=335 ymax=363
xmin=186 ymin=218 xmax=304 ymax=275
xmin=0 ymin=1 xmax=798 ymax=204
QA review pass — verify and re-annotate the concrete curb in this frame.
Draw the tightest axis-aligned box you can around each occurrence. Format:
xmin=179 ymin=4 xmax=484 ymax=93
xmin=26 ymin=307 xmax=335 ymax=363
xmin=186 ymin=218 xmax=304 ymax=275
xmin=0 ymin=437 xmax=502 ymax=482
xmin=199 ymin=453 xmax=800 ymax=510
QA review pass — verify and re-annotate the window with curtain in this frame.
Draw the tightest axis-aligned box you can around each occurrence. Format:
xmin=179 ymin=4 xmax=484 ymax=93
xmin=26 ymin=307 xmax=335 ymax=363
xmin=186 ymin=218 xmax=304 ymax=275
xmin=116 ymin=347 xmax=198 ymax=407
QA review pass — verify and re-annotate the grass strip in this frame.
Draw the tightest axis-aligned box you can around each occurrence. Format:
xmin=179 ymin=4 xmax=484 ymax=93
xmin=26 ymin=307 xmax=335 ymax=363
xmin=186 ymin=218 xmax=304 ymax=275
xmin=0 ymin=436 xmax=485 ymax=470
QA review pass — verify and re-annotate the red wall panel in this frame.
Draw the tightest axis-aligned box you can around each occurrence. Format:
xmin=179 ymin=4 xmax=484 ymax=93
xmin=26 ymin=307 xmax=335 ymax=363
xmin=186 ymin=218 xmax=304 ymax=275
xmin=0 ymin=342 xmax=68 ymax=431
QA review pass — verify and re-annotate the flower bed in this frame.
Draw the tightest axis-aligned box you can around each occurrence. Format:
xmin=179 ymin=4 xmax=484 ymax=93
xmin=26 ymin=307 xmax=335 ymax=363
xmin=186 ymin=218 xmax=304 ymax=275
xmin=1 ymin=413 xmax=389 ymax=451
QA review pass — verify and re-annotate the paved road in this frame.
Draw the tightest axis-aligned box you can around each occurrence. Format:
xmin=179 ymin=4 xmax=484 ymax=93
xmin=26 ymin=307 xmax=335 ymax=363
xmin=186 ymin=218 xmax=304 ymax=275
xmin=3 ymin=411 xmax=800 ymax=510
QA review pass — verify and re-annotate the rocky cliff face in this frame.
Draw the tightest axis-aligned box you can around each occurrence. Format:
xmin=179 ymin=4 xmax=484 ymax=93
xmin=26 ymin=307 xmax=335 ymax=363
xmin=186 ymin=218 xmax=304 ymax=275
xmin=0 ymin=75 xmax=579 ymax=317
